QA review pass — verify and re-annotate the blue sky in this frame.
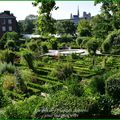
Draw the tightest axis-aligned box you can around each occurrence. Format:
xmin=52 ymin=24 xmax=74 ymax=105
xmin=0 ymin=1 xmax=101 ymax=21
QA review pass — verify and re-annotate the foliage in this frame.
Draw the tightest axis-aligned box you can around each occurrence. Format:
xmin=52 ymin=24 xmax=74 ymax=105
xmin=77 ymin=19 xmax=91 ymax=37
xmin=55 ymin=20 xmax=76 ymax=36
xmin=0 ymin=62 xmax=16 ymax=74
xmin=41 ymin=42 xmax=48 ymax=53
xmin=2 ymin=74 xmax=16 ymax=90
xmin=21 ymin=49 xmax=34 ymax=70
xmin=34 ymin=91 xmax=96 ymax=118
xmin=2 ymin=50 xmax=16 ymax=64
xmin=87 ymin=38 xmax=99 ymax=55
xmin=51 ymin=63 xmax=73 ymax=81
xmin=18 ymin=15 xmax=37 ymax=34
xmin=90 ymin=75 xmax=105 ymax=95
xmin=4 ymin=95 xmax=42 ymax=119
xmin=102 ymin=29 xmax=120 ymax=54
xmin=91 ymin=13 xmax=113 ymax=39
xmin=106 ymin=72 xmax=120 ymax=100
xmin=49 ymin=37 xmax=58 ymax=50
xmin=76 ymin=37 xmax=83 ymax=47
xmin=4 ymin=40 xmax=16 ymax=51
xmin=88 ymin=95 xmax=112 ymax=114
xmin=0 ymin=32 xmax=19 ymax=49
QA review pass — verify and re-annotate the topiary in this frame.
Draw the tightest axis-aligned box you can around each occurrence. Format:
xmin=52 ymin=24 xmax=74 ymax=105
xmin=102 ymin=29 xmax=120 ymax=54
xmin=87 ymin=38 xmax=99 ymax=55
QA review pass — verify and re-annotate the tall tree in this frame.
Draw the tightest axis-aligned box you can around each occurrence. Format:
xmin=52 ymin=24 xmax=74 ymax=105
xmin=77 ymin=19 xmax=91 ymax=37
xmin=33 ymin=0 xmax=58 ymax=36
xmin=55 ymin=20 xmax=76 ymax=36
xmin=18 ymin=14 xmax=37 ymax=34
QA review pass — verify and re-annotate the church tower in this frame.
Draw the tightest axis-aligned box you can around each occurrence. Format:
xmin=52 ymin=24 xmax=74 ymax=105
xmin=70 ymin=13 xmax=72 ymax=19
xmin=77 ymin=6 xmax=79 ymax=17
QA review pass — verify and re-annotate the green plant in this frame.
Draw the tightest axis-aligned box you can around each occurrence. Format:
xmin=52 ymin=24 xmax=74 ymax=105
xmin=4 ymin=95 xmax=42 ymax=119
xmin=106 ymin=72 xmax=120 ymax=100
xmin=0 ymin=62 xmax=16 ymax=74
xmin=0 ymin=50 xmax=16 ymax=64
xmin=102 ymin=29 xmax=120 ymax=54
xmin=87 ymin=38 xmax=99 ymax=55
xmin=21 ymin=49 xmax=34 ymax=70
xmin=41 ymin=42 xmax=48 ymax=53
xmin=51 ymin=63 xmax=73 ymax=81
xmin=2 ymin=74 xmax=16 ymax=90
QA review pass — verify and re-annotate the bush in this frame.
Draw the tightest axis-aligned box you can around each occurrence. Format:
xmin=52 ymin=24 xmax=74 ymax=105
xmin=106 ymin=72 xmax=120 ymax=99
xmin=27 ymin=40 xmax=38 ymax=52
xmin=0 ymin=88 xmax=11 ymax=108
xmin=0 ymin=32 xmax=19 ymax=49
xmin=51 ymin=63 xmax=73 ymax=80
xmin=2 ymin=74 xmax=16 ymax=90
xmin=102 ymin=29 xmax=120 ymax=54
xmin=87 ymin=38 xmax=99 ymax=55
xmin=4 ymin=95 xmax=42 ymax=119
xmin=0 ymin=50 xmax=16 ymax=64
xmin=79 ymin=37 xmax=90 ymax=48
xmin=21 ymin=49 xmax=34 ymax=70
xmin=41 ymin=42 xmax=48 ymax=53
xmin=90 ymin=75 xmax=105 ymax=95
xmin=76 ymin=37 xmax=83 ymax=47
xmin=88 ymin=95 xmax=112 ymax=114
xmin=49 ymin=37 xmax=58 ymax=50
xmin=4 ymin=40 xmax=16 ymax=51
xmin=0 ymin=62 xmax=16 ymax=74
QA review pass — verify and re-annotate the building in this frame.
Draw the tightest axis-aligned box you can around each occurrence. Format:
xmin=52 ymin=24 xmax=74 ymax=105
xmin=70 ymin=6 xmax=91 ymax=25
xmin=0 ymin=11 xmax=17 ymax=38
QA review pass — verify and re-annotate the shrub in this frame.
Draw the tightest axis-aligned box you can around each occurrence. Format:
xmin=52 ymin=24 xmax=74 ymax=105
xmin=80 ymin=37 xmax=90 ymax=48
xmin=87 ymin=38 xmax=99 ymax=55
xmin=27 ymin=40 xmax=38 ymax=51
xmin=102 ymin=29 xmax=120 ymax=54
xmin=42 ymin=56 xmax=52 ymax=63
xmin=0 ymin=50 xmax=16 ymax=64
xmin=41 ymin=42 xmax=48 ymax=53
xmin=0 ymin=62 xmax=15 ymax=74
xmin=0 ymin=88 xmax=11 ymax=108
xmin=88 ymin=95 xmax=112 ymax=114
xmin=90 ymin=75 xmax=105 ymax=95
xmin=4 ymin=40 xmax=16 ymax=51
xmin=106 ymin=72 xmax=120 ymax=99
xmin=51 ymin=63 xmax=73 ymax=80
xmin=2 ymin=74 xmax=16 ymax=90
xmin=21 ymin=49 xmax=34 ymax=70
xmin=76 ymin=37 xmax=83 ymax=47
xmin=4 ymin=95 xmax=42 ymax=119
xmin=49 ymin=37 xmax=58 ymax=50
xmin=0 ymin=32 xmax=19 ymax=49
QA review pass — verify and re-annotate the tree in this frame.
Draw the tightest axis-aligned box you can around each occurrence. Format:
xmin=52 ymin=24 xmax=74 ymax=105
xmin=91 ymin=14 xmax=113 ymax=39
xmin=18 ymin=15 xmax=37 ymax=34
xmin=93 ymin=0 xmax=120 ymax=38
xmin=101 ymin=29 xmax=120 ymax=54
xmin=77 ymin=19 xmax=91 ymax=37
xmin=55 ymin=20 xmax=76 ymax=36
xmin=33 ymin=0 xmax=58 ymax=36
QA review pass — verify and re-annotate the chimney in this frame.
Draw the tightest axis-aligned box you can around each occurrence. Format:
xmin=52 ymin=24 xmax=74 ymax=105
xmin=4 ymin=11 xmax=10 ymax=15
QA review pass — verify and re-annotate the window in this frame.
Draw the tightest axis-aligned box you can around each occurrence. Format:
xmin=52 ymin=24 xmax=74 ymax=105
xmin=9 ymin=26 xmax=12 ymax=31
xmin=2 ymin=26 xmax=6 ymax=32
xmin=2 ymin=19 xmax=6 ymax=24
xmin=8 ymin=19 xmax=12 ymax=24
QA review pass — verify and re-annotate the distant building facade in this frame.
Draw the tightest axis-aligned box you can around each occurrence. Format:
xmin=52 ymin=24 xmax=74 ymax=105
xmin=70 ymin=6 xmax=91 ymax=25
xmin=0 ymin=11 xmax=17 ymax=37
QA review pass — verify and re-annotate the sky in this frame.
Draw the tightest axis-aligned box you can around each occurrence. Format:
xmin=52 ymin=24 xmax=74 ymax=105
xmin=0 ymin=1 xmax=101 ymax=21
